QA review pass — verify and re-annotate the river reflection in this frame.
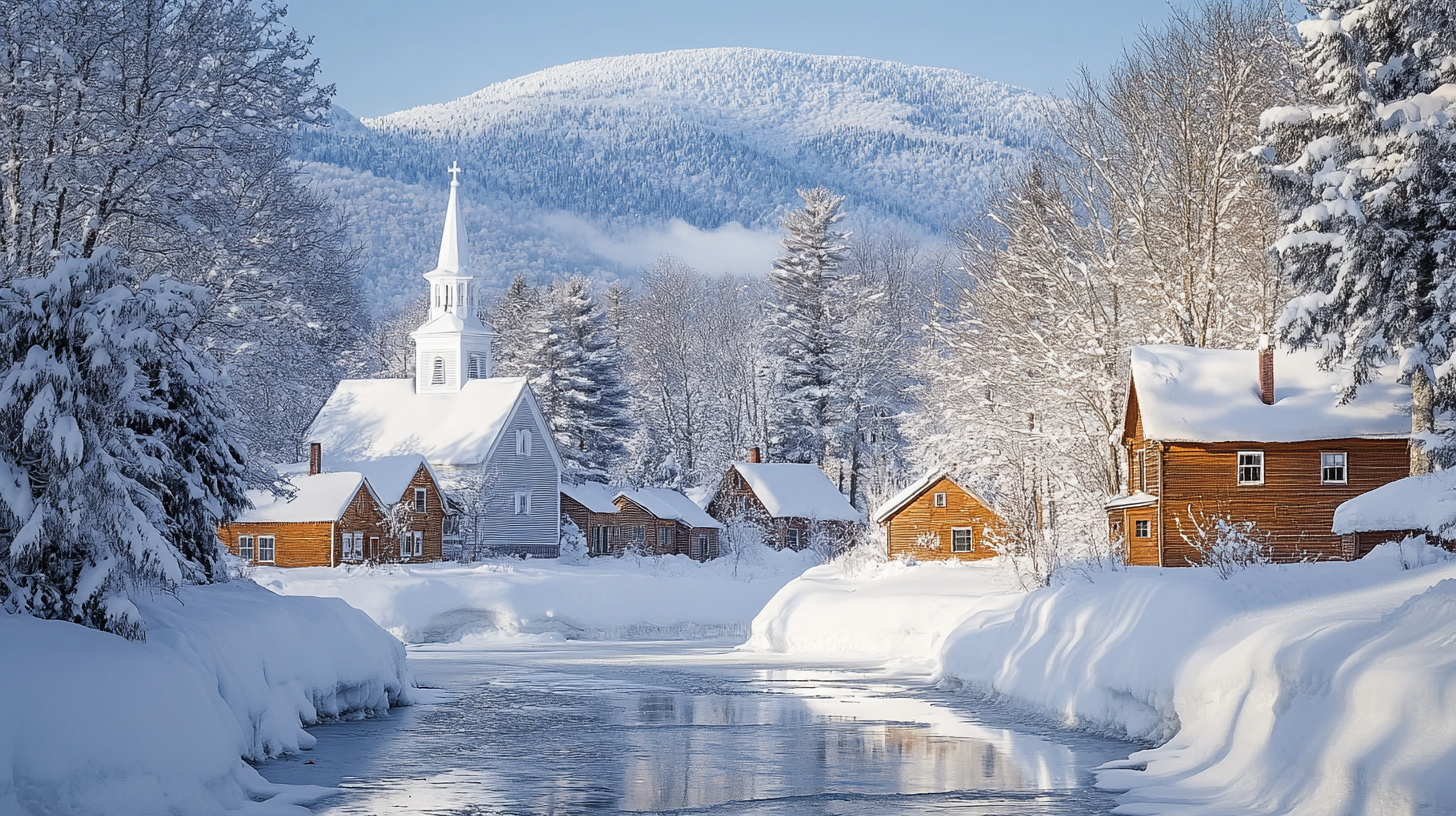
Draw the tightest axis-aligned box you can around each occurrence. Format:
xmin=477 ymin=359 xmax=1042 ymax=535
xmin=256 ymin=640 xmax=1129 ymax=815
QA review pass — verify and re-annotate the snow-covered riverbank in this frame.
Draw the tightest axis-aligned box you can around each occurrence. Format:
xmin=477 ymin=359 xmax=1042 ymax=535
xmin=745 ymin=543 xmax=1456 ymax=816
xmin=0 ymin=580 xmax=412 ymax=816
xmin=253 ymin=547 xmax=820 ymax=644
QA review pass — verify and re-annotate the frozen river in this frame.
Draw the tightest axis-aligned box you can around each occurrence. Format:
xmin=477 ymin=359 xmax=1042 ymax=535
xmin=257 ymin=638 xmax=1134 ymax=815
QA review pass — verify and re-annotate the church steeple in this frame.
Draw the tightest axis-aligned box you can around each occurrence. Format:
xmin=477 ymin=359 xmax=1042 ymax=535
xmin=411 ymin=164 xmax=497 ymax=394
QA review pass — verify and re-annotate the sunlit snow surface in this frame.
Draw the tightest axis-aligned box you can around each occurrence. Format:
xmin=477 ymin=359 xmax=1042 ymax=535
xmin=257 ymin=640 xmax=1130 ymax=815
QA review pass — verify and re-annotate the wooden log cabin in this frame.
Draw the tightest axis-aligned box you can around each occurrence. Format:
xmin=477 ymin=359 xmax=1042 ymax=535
xmin=873 ymin=469 xmax=1005 ymax=562
xmin=615 ymin=488 xmax=722 ymax=561
xmin=560 ymin=481 xmax=622 ymax=556
xmin=705 ymin=450 xmax=861 ymax=550
xmin=1107 ymin=340 xmax=1411 ymax=565
xmin=219 ymin=447 xmax=448 ymax=567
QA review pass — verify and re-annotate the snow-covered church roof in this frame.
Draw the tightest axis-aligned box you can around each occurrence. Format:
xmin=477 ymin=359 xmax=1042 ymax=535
xmin=1130 ymin=344 xmax=1409 ymax=444
xmin=307 ymin=377 xmax=560 ymax=468
xmin=730 ymin=462 xmax=861 ymax=522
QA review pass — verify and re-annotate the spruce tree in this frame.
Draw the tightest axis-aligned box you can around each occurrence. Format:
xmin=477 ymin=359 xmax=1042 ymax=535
xmin=0 ymin=247 xmax=248 ymax=638
xmin=1261 ymin=0 xmax=1456 ymax=472
xmin=767 ymin=188 xmax=850 ymax=465
xmin=489 ymin=275 xmax=545 ymax=379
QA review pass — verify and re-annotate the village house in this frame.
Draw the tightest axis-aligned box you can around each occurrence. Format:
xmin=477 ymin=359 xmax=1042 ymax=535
xmin=560 ymin=481 xmax=621 ymax=555
xmin=305 ymin=166 xmax=564 ymax=557
xmin=220 ymin=451 xmax=444 ymax=567
xmin=873 ymin=468 xmax=1004 ymax=561
xmin=1333 ymin=469 xmax=1456 ymax=554
xmin=615 ymin=488 xmax=722 ymax=560
xmin=1107 ymin=340 xmax=1411 ymax=566
xmin=705 ymin=449 xmax=861 ymax=550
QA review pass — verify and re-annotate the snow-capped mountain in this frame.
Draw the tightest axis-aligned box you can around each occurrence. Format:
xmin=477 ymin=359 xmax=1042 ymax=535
xmin=297 ymin=48 xmax=1049 ymax=317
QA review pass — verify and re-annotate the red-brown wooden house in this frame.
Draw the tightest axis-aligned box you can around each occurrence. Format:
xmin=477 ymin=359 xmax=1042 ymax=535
xmin=873 ymin=468 xmax=1005 ymax=562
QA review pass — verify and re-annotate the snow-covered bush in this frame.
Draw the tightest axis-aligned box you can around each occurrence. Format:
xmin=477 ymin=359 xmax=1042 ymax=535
xmin=559 ymin=515 xmax=590 ymax=565
xmin=1175 ymin=504 xmax=1271 ymax=579
xmin=0 ymin=247 xmax=248 ymax=639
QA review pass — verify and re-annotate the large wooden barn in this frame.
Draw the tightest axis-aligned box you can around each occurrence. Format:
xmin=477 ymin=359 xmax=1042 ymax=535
xmin=1107 ymin=341 xmax=1410 ymax=565
xmin=873 ymin=469 xmax=1004 ymax=562
xmin=705 ymin=450 xmax=861 ymax=550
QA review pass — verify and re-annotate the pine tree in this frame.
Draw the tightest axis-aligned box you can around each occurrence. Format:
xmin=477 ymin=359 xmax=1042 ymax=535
xmin=1261 ymin=0 xmax=1456 ymax=473
xmin=767 ymin=188 xmax=851 ymax=465
xmin=490 ymin=275 xmax=545 ymax=379
xmin=0 ymin=247 xmax=248 ymax=638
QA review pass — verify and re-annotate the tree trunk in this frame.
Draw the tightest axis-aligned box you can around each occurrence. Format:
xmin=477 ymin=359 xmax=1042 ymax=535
xmin=1411 ymin=366 xmax=1435 ymax=476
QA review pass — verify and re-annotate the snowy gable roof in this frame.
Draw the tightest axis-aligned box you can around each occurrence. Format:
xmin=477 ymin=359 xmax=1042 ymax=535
xmin=307 ymin=377 xmax=559 ymax=468
xmin=561 ymin=481 xmax=620 ymax=514
xmin=618 ymin=488 xmax=722 ymax=529
xmin=236 ymin=472 xmax=371 ymax=524
xmin=733 ymin=462 xmax=861 ymax=522
xmin=1333 ymin=470 xmax=1456 ymax=537
xmin=1130 ymin=345 xmax=1409 ymax=444
xmin=277 ymin=454 xmax=437 ymax=503
xmin=870 ymin=468 xmax=991 ymax=525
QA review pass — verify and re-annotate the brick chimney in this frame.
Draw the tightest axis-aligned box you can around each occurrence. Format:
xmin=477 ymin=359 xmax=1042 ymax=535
xmin=309 ymin=442 xmax=322 ymax=476
xmin=1258 ymin=334 xmax=1275 ymax=406
xmin=748 ymin=446 xmax=762 ymax=464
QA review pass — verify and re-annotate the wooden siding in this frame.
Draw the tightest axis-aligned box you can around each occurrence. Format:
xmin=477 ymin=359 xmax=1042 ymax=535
xmin=705 ymin=466 xmax=840 ymax=551
xmin=560 ymin=493 xmax=619 ymax=556
xmin=883 ymin=477 xmax=1004 ymax=562
xmin=371 ymin=464 xmax=447 ymax=563
xmin=221 ymin=520 xmax=335 ymax=568
xmin=607 ymin=495 xmax=720 ymax=560
xmin=1158 ymin=438 xmax=1409 ymax=564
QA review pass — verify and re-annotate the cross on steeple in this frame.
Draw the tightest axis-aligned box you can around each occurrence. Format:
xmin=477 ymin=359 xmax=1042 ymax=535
xmin=448 ymin=161 xmax=462 ymax=186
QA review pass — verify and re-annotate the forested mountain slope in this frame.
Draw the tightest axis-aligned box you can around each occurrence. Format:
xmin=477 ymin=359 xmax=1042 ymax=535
xmin=296 ymin=48 xmax=1048 ymax=316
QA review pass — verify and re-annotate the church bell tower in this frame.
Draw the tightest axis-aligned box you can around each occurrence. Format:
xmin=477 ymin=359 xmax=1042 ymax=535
xmin=411 ymin=163 xmax=498 ymax=394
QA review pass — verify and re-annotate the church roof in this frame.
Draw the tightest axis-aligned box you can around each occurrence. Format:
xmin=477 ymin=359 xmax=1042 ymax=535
xmin=306 ymin=377 xmax=561 ymax=469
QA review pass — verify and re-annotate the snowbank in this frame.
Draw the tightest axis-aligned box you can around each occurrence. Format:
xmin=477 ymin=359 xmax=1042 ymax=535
xmin=255 ymin=547 xmax=820 ymax=644
xmin=747 ymin=546 xmax=1456 ymax=816
xmin=0 ymin=580 xmax=412 ymax=815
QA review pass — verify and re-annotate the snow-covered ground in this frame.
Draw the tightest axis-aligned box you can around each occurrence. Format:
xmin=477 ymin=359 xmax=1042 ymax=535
xmin=0 ymin=580 xmax=412 ymax=816
xmin=745 ymin=543 xmax=1456 ymax=816
xmin=253 ymin=546 xmax=821 ymax=644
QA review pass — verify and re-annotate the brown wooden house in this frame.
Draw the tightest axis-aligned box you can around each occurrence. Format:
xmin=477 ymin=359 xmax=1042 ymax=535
xmin=705 ymin=450 xmax=861 ymax=550
xmin=561 ymin=482 xmax=622 ymax=556
xmin=873 ymin=469 xmax=1005 ymax=562
xmin=1108 ymin=342 xmax=1411 ymax=565
xmin=615 ymin=488 xmax=722 ymax=561
xmin=219 ymin=446 xmax=448 ymax=567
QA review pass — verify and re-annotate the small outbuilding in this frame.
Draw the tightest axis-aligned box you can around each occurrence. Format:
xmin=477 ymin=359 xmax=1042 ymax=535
xmin=872 ymin=469 xmax=1004 ymax=561
xmin=1332 ymin=469 xmax=1456 ymax=554
xmin=561 ymin=481 xmax=622 ymax=555
xmin=705 ymin=451 xmax=861 ymax=550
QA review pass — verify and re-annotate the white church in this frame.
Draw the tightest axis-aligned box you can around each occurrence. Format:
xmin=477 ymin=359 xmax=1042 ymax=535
xmin=307 ymin=165 xmax=563 ymax=557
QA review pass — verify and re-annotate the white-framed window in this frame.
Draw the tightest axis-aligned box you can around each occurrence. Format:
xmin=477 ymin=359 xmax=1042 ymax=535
xmin=658 ymin=527 xmax=671 ymax=550
xmin=786 ymin=528 xmax=801 ymax=549
xmin=238 ymin=535 xmax=253 ymax=560
xmin=1237 ymin=451 xmax=1265 ymax=485
xmin=342 ymin=532 xmax=360 ymax=561
xmin=412 ymin=530 xmax=423 ymax=558
xmin=1321 ymin=451 xmax=1348 ymax=484
xmin=414 ymin=487 xmax=427 ymax=514
xmin=1134 ymin=519 xmax=1151 ymax=538
xmin=933 ymin=492 xmax=947 ymax=508
xmin=514 ymin=491 xmax=532 ymax=515
xmin=515 ymin=429 xmax=534 ymax=457
xmin=257 ymin=535 xmax=275 ymax=562
xmin=431 ymin=356 xmax=445 ymax=385
xmin=951 ymin=527 xmax=973 ymax=553
xmin=399 ymin=533 xmax=410 ymax=558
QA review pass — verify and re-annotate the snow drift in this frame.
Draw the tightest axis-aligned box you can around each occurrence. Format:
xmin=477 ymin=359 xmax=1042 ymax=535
xmin=746 ymin=545 xmax=1456 ymax=815
xmin=0 ymin=580 xmax=412 ymax=815
xmin=255 ymin=548 xmax=820 ymax=644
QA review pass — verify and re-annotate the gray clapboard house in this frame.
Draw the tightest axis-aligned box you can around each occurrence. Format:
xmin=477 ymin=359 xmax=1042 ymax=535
xmin=307 ymin=165 xmax=562 ymax=557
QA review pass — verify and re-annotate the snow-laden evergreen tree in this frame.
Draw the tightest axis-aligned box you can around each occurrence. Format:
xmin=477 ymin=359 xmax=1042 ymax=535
xmin=0 ymin=247 xmax=247 ymax=639
xmin=767 ymin=188 xmax=851 ymax=465
xmin=490 ymin=275 xmax=545 ymax=379
xmin=1260 ymin=0 xmax=1456 ymax=473
xmin=531 ymin=277 xmax=633 ymax=483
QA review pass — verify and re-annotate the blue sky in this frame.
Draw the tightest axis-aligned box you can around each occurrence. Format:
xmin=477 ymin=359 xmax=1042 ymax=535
xmin=283 ymin=0 xmax=1181 ymax=118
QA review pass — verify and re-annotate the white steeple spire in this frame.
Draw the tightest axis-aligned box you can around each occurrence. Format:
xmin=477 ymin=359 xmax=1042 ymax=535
xmin=411 ymin=164 xmax=497 ymax=394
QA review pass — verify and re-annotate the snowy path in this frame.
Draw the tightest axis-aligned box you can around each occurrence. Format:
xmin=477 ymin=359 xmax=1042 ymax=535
xmin=256 ymin=638 xmax=1132 ymax=815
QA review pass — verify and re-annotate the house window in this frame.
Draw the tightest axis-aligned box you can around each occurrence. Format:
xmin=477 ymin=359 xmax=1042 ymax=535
xmin=516 ymin=429 xmax=533 ymax=456
xmin=414 ymin=487 xmax=427 ymax=514
xmin=413 ymin=531 xmax=423 ymax=558
xmin=658 ymin=527 xmax=671 ymax=550
xmin=951 ymin=527 xmax=973 ymax=552
xmin=694 ymin=533 xmax=709 ymax=558
xmin=238 ymin=535 xmax=253 ymax=560
xmin=592 ymin=526 xmax=609 ymax=554
xmin=1237 ymin=451 xmax=1265 ymax=485
xmin=514 ymin=491 xmax=532 ymax=515
xmin=1134 ymin=520 xmax=1151 ymax=538
xmin=1321 ymin=452 xmax=1347 ymax=484
xmin=399 ymin=533 xmax=410 ymax=558
xmin=257 ymin=535 xmax=275 ymax=562
xmin=430 ymin=356 xmax=445 ymax=385
xmin=933 ymin=492 xmax=947 ymax=508
xmin=786 ymin=528 xmax=801 ymax=549
xmin=343 ymin=533 xmax=361 ymax=561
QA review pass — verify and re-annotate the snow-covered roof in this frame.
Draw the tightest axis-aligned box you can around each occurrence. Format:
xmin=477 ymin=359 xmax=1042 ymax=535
xmin=731 ymin=462 xmax=861 ymax=522
xmin=1333 ymin=470 xmax=1456 ymax=536
xmin=870 ymin=468 xmax=993 ymax=524
xmin=561 ymin=481 xmax=620 ymax=514
xmin=1130 ymin=345 xmax=1409 ymax=443
xmin=307 ymin=377 xmax=560 ymax=469
xmin=236 ymin=472 xmax=373 ymax=524
xmin=1104 ymin=492 xmax=1159 ymax=511
xmin=277 ymin=454 xmax=438 ymax=504
xmin=618 ymin=488 xmax=722 ymax=529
